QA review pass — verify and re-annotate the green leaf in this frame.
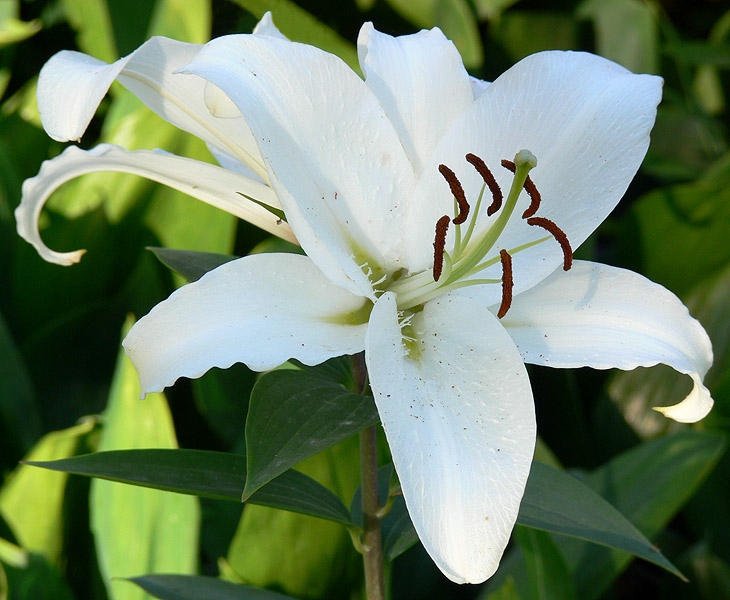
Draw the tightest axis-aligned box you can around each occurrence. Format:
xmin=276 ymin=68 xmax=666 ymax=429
xmin=515 ymin=527 xmax=577 ymax=600
xmin=492 ymin=11 xmax=578 ymax=61
xmin=577 ymin=0 xmax=658 ymax=74
xmin=147 ymin=247 xmax=238 ymax=283
xmin=59 ymin=0 xmax=116 ymax=62
xmin=90 ymin=321 xmax=200 ymax=600
xmin=1 ymin=550 xmax=77 ymax=600
xmin=483 ymin=577 xmax=523 ymax=600
xmin=383 ymin=0 xmax=483 ymax=68
xmin=243 ymin=370 xmax=378 ymax=498
xmin=473 ymin=0 xmax=520 ymax=21
xmin=129 ymin=574 xmax=299 ymax=600
xmin=228 ymin=0 xmax=359 ymax=72
xmin=370 ymin=459 xmax=684 ymax=574
xmin=25 ymin=449 xmax=352 ymax=525
xmin=518 ymin=462 xmax=682 ymax=578
xmin=227 ymin=438 xmax=361 ymax=598
xmin=0 ymin=309 xmax=41 ymax=454
xmin=559 ymin=431 xmax=727 ymax=600
xmin=0 ymin=419 xmax=96 ymax=565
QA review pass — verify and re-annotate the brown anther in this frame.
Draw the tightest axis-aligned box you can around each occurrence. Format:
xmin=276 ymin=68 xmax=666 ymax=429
xmin=438 ymin=164 xmax=469 ymax=225
xmin=526 ymin=217 xmax=573 ymax=271
xmin=498 ymin=249 xmax=513 ymax=319
xmin=466 ymin=153 xmax=502 ymax=216
xmin=501 ymin=159 xmax=541 ymax=218
xmin=433 ymin=215 xmax=451 ymax=281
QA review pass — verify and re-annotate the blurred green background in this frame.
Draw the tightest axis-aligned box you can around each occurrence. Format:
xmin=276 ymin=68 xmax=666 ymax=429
xmin=1 ymin=0 xmax=729 ymax=598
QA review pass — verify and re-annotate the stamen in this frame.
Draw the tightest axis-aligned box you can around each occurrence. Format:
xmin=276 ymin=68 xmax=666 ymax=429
xmin=438 ymin=165 xmax=469 ymax=225
xmin=498 ymin=249 xmax=513 ymax=319
xmin=526 ymin=217 xmax=573 ymax=270
xmin=466 ymin=153 xmax=502 ymax=216
xmin=433 ymin=215 xmax=451 ymax=281
xmin=500 ymin=160 xmax=541 ymax=218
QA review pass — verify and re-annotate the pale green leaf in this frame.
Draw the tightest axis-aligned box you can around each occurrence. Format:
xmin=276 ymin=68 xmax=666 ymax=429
xmin=91 ymin=318 xmax=199 ymax=600
xmin=0 ymin=419 xmax=96 ymax=565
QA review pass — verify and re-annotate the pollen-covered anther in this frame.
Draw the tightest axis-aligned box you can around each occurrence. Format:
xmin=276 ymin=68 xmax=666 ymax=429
xmin=438 ymin=164 xmax=469 ymax=225
xmin=526 ymin=216 xmax=573 ymax=271
xmin=432 ymin=215 xmax=451 ymax=281
xmin=500 ymin=159 xmax=541 ymax=218
xmin=466 ymin=153 xmax=502 ymax=216
xmin=497 ymin=249 xmax=513 ymax=319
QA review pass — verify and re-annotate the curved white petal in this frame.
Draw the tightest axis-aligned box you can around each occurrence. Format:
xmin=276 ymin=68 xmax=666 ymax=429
xmin=357 ymin=23 xmax=474 ymax=173
xmin=406 ymin=51 xmax=662 ymax=296
xmin=123 ymin=253 xmax=369 ymax=395
xmin=16 ymin=143 xmax=294 ymax=265
xmin=501 ymin=261 xmax=713 ymax=423
xmin=183 ymin=34 xmax=417 ymax=299
xmin=365 ymin=291 xmax=535 ymax=583
xmin=38 ymin=36 xmax=268 ymax=179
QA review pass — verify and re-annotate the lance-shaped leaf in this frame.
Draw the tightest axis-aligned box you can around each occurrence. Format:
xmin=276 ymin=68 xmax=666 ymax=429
xmin=371 ymin=459 xmax=683 ymax=576
xmin=25 ymin=448 xmax=351 ymax=525
xmin=243 ymin=369 xmax=379 ymax=499
xmin=129 ymin=574 xmax=299 ymax=600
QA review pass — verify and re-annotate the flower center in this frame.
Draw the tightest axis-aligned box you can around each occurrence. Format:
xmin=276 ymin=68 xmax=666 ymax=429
xmin=387 ymin=150 xmax=573 ymax=317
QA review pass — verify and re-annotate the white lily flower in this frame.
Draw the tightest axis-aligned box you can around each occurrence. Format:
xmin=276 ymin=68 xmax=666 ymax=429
xmin=17 ymin=15 xmax=713 ymax=585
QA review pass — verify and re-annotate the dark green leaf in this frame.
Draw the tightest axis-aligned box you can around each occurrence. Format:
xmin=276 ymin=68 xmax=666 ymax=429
xmin=518 ymin=461 xmax=682 ymax=578
xmin=372 ymin=459 xmax=685 ymax=573
xmin=25 ymin=448 xmax=352 ymax=524
xmin=129 ymin=574 xmax=299 ymax=599
xmin=147 ymin=247 xmax=238 ymax=283
xmin=243 ymin=370 xmax=378 ymax=498
xmin=561 ymin=431 xmax=727 ymax=599
xmin=515 ymin=527 xmax=577 ymax=600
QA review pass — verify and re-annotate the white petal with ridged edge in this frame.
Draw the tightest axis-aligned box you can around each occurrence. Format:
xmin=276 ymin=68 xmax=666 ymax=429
xmin=183 ymin=34 xmax=417 ymax=300
xmin=38 ymin=36 xmax=268 ymax=180
xmin=15 ymin=143 xmax=294 ymax=265
xmin=123 ymin=253 xmax=369 ymax=395
xmin=357 ymin=24 xmax=475 ymax=173
xmin=365 ymin=291 xmax=535 ymax=583
xmin=501 ymin=260 xmax=713 ymax=422
xmin=405 ymin=51 xmax=662 ymax=296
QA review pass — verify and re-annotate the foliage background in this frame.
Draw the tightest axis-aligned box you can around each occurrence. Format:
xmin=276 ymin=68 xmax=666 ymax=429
xmin=0 ymin=0 xmax=729 ymax=598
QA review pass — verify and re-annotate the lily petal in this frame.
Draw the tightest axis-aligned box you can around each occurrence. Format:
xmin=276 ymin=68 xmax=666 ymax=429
xmin=38 ymin=36 xmax=267 ymax=179
xmin=16 ymin=143 xmax=294 ymax=265
xmin=357 ymin=23 xmax=474 ymax=172
xmin=365 ymin=292 xmax=535 ymax=583
xmin=123 ymin=253 xmax=369 ymax=395
xmin=407 ymin=51 xmax=662 ymax=295
xmin=183 ymin=34 xmax=417 ymax=299
xmin=501 ymin=260 xmax=713 ymax=422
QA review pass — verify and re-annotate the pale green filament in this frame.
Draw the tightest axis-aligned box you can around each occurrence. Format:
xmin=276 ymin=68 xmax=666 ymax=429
xmin=389 ymin=149 xmax=544 ymax=311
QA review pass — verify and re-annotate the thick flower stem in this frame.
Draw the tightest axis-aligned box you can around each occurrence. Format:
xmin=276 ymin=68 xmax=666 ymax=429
xmin=360 ymin=424 xmax=385 ymax=600
xmin=351 ymin=353 xmax=386 ymax=600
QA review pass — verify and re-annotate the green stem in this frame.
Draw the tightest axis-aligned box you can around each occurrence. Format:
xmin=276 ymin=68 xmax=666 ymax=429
xmin=352 ymin=354 xmax=385 ymax=600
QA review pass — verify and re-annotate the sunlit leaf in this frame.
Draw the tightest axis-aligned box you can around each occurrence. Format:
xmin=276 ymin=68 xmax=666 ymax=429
xmin=90 ymin=319 xmax=199 ymax=600
xmin=229 ymin=0 xmax=359 ymax=72
xmin=383 ymin=0 xmax=483 ymax=68
xmin=227 ymin=438 xmax=360 ymax=599
xmin=0 ymin=419 xmax=96 ymax=565
xmin=577 ymin=0 xmax=658 ymax=74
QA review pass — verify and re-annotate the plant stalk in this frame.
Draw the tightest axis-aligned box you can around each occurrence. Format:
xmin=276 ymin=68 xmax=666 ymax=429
xmin=360 ymin=424 xmax=385 ymax=600
xmin=352 ymin=353 xmax=385 ymax=600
